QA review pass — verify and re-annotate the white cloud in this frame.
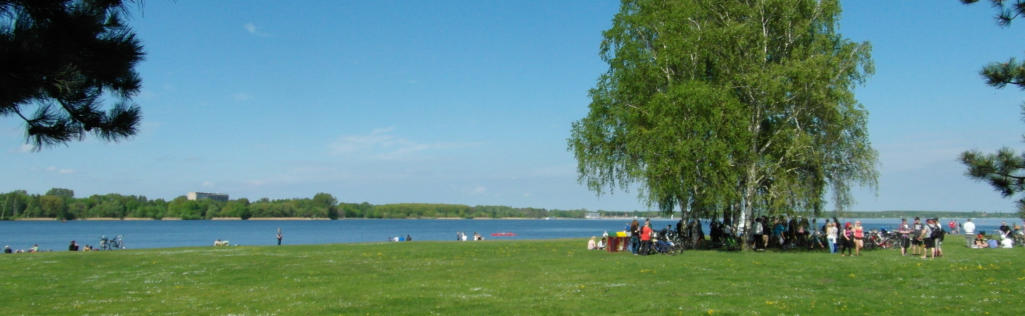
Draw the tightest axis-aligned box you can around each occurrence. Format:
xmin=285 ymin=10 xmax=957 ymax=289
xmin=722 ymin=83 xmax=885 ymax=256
xmin=472 ymin=186 xmax=487 ymax=194
xmin=243 ymin=22 xmax=270 ymax=37
xmin=329 ymin=127 xmax=471 ymax=160
xmin=42 ymin=166 xmax=74 ymax=175
xmin=202 ymin=181 xmax=215 ymax=188
xmin=18 ymin=144 xmax=34 ymax=153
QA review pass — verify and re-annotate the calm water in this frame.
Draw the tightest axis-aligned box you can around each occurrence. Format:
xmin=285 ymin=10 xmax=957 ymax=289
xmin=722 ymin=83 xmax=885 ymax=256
xmin=1 ymin=217 xmax=1018 ymax=252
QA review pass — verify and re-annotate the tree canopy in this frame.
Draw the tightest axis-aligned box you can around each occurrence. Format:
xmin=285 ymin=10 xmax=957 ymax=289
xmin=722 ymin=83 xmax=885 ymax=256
xmin=960 ymin=0 xmax=1025 ymax=220
xmin=1 ymin=0 xmax=143 ymax=149
xmin=569 ymin=0 xmax=877 ymax=241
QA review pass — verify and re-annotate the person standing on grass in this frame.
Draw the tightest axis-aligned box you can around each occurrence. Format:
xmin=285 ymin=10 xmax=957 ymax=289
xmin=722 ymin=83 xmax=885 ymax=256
xmin=920 ymin=219 xmax=934 ymax=259
xmin=640 ymin=219 xmax=653 ymax=255
xmin=752 ymin=217 xmax=764 ymax=251
xmin=932 ymin=218 xmax=944 ymax=257
xmin=772 ymin=218 xmax=786 ymax=249
xmin=911 ymin=217 xmax=923 ymax=256
xmin=897 ymin=218 xmax=911 ymax=256
xmin=962 ymin=219 xmax=975 ymax=248
xmin=276 ymin=228 xmax=283 ymax=246
xmin=840 ymin=222 xmax=853 ymax=256
xmin=853 ymin=221 xmax=865 ymax=256
xmin=826 ymin=222 xmax=838 ymax=254
xmin=629 ymin=219 xmax=640 ymax=254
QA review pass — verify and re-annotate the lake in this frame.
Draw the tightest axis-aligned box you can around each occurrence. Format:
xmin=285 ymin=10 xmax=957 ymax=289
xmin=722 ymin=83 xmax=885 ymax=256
xmin=1 ymin=217 xmax=1019 ymax=252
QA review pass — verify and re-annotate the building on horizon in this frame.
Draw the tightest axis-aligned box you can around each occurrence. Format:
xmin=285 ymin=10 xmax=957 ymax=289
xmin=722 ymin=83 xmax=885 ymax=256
xmin=186 ymin=192 xmax=229 ymax=202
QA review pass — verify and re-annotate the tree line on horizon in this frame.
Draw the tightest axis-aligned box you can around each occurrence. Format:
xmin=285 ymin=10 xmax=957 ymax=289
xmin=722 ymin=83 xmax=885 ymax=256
xmin=0 ymin=188 xmax=657 ymax=220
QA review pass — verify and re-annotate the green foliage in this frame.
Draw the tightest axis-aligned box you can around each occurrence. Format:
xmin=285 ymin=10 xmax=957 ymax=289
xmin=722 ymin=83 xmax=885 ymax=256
xmin=962 ymin=0 xmax=1025 ymax=26
xmin=568 ymin=0 xmax=877 ymax=235
xmin=0 ymin=0 xmax=144 ymax=148
xmin=1 ymin=237 xmax=1022 ymax=314
xmin=44 ymin=188 xmax=74 ymax=199
xmin=0 ymin=189 xmax=654 ymax=220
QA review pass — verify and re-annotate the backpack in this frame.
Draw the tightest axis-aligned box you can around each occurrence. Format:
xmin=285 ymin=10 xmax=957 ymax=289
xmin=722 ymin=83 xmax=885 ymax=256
xmin=931 ymin=226 xmax=944 ymax=239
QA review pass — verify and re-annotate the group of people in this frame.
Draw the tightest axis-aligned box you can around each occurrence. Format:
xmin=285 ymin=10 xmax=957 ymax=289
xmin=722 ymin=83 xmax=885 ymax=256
xmin=818 ymin=219 xmax=867 ymax=256
xmin=456 ymin=232 xmax=483 ymax=241
xmin=388 ymin=234 xmax=414 ymax=242
xmin=751 ymin=216 xmax=820 ymax=251
xmin=621 ymin=218 xmax=676 ymax=255
xmin=587 ymin=235 xmax=607 ymax=250
xmin=969 ymin=220 xmax=1023 ymax=249
xmin=3 ymin=244 xmax=40 ymax=253
xmin=4 ymin=240 xmax=100 ymax=253
xmin=628 ymin=219 xmax=652 ymax=255
xmin=752 ymin=216 xmax=960 ymax=260
xmin=894 ymin=217 xmax=945 ymax=259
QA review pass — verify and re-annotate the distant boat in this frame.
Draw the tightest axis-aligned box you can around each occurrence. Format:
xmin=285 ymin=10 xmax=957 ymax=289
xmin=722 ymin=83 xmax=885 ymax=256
xmin=491 ymin=232 xmax=516 ymax=237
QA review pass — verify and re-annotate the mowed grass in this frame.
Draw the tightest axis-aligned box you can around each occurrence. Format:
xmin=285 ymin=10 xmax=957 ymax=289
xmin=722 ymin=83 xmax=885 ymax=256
xmin=1 ymin=237 xmax=1023 ymax=315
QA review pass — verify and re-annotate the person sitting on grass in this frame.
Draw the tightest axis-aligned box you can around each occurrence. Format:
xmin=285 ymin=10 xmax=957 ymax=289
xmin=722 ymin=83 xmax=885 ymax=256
xmin=1000 ymin=235 xmax=1013 ymax=248
xmin=587 ymin=237 xmax=597 ymax=250
xmin=974 ymin=233 xmax=987 ymax=248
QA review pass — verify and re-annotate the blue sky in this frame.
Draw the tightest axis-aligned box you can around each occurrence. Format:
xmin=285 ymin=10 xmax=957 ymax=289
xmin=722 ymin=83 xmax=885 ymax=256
xmin=2 ymin=1 xmax=1023 ymax=212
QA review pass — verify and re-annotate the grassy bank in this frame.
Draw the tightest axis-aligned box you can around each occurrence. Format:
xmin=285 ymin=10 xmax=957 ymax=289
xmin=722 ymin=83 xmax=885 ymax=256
xmin=1 ymin=237 xmax=1022 ymax=315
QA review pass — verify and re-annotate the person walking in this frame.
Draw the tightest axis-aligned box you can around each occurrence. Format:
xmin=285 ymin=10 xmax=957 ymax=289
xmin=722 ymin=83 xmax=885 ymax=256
xmin=962 ymin=219 xmax=975 ymax=248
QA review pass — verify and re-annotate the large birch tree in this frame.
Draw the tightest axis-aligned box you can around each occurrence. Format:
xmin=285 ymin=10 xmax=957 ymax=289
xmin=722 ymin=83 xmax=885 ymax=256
xmin=569 ymin=0 xmax=877 ymax=248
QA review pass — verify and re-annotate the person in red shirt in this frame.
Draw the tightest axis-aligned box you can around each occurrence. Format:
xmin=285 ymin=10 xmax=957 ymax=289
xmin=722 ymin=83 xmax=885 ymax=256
xmin=640 ymin=219 xmax=653 ymax=255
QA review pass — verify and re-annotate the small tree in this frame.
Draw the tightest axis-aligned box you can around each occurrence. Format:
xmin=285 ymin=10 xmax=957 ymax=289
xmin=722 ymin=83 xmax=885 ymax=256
xmin=313 ymin=193 xmax=339 ymax=220
xmin=568 ymin=0 xmax=877 ymax=249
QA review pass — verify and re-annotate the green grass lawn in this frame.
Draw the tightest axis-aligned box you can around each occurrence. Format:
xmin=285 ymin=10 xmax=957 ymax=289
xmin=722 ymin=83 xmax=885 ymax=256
xmin=1 ymin=236 xmax=1022 ymax=315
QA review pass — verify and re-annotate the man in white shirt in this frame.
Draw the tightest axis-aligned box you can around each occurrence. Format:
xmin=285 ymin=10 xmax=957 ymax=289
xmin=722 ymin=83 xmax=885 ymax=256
xmin=962 ymin=219 xmax=975 ymax=248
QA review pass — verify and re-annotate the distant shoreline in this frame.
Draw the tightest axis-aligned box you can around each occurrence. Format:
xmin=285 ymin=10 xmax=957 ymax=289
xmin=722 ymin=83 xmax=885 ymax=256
xmin=8 ymin=212 xmax=1016 ymax=222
